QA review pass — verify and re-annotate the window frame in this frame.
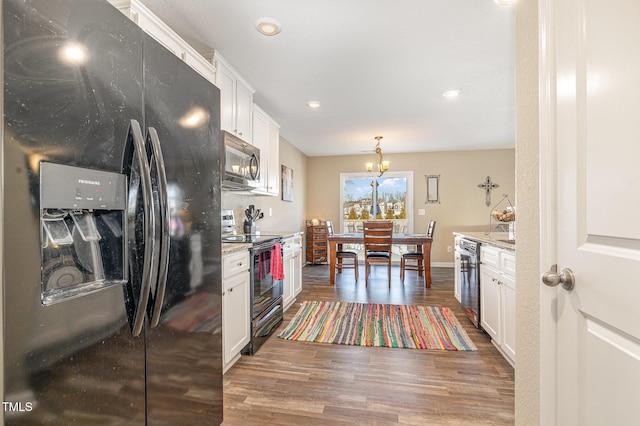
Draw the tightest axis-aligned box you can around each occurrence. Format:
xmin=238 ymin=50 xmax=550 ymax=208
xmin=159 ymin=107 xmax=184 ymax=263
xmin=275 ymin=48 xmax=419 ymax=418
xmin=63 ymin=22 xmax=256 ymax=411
xmin=339 ymin=171 xmax=414 ymax=234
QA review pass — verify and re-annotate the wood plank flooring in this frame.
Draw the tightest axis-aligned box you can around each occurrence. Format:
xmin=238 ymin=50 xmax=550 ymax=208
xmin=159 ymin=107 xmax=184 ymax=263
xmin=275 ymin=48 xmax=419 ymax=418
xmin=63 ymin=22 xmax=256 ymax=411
xmin=222 ymin=265 xmax=515 ymax=425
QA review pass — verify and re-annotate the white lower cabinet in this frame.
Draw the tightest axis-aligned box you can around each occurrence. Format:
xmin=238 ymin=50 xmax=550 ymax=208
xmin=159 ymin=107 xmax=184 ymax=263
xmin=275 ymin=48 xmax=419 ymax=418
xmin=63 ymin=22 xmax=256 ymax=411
xmin=282 ymin=234 xmax=303 ymax=311
xmin=283 ymin=250 xmax=294 ymax=310
xmin=292 ymin=247 xmax=303 ymax=297
xmin=500 ymin=272 xmax=516 ymax=362
xmin=480 ymin=245 xmax=516 ymax=367
xmin=222 ymin=250 xmax=250 ymax=373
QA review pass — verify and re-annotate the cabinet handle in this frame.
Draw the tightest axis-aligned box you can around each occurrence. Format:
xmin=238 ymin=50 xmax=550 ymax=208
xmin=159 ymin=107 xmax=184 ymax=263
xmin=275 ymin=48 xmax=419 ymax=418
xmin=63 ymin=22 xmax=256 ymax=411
xmin=237 ymin=262 xmax=243 ymax=266
xmin=229 ymin=287 xmax=233 ymax=292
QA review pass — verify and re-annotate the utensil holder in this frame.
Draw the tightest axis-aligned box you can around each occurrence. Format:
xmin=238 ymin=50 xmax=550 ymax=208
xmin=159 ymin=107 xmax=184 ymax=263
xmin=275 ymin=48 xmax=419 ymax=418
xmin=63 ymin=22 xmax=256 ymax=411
xmin=244 ymin=221 xmax=256 ymax=235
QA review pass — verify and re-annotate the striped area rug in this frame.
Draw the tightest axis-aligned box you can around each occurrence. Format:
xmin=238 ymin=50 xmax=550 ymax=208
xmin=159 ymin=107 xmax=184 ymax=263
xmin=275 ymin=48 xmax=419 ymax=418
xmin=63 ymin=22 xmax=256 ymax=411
xmin=278 ymin=301 xmax=477 ymax=351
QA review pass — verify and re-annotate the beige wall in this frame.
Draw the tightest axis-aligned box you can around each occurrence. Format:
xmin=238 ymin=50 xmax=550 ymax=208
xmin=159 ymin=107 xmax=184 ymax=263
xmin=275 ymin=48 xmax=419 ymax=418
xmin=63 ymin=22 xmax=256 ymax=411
xmin=306 ymin=149 xmax=515 ymax=264
xmin=222 ymin=136 xmax=307 ymax=234
xmin=515 ymin=0 xmax=540 ymax=424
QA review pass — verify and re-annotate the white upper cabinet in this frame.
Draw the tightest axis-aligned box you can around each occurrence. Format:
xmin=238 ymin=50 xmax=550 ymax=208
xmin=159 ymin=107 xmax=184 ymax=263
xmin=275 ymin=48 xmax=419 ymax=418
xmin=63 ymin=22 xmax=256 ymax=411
xmin=109 ymin=0 xmax=216 ymax=83
xmin=214 ymin=53 xmax=255 ymax=144
xmin=251 ymin=104 xmax=280 ymax=196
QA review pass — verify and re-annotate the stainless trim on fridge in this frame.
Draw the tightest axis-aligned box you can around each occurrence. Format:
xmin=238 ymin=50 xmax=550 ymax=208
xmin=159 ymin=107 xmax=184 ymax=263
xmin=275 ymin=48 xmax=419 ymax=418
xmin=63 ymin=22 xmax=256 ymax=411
xmin=146 ymin=126 xmax=170 ymax=327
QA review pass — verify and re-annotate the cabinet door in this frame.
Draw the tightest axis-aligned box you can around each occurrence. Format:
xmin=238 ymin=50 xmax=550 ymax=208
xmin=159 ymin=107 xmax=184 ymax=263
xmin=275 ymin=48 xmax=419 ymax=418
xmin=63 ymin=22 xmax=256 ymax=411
xmin=480 ymin=245 xmax=500 ymax=269
xmin=293 ymin=250 xmax=303 ymax=296
xmin=282 ymin=252 xmax=294 ymax=310
xmin=266 ymin=121 xmax=280 ymax=194
xmin=223 ymin=250 xmax=250 ymax=279
xmin=480 ymin=264 xmax=501 ymax=343
xmin=251 ymin=107 xmax=269 ymax=191
xmin=500 ymin=251 xmax=516 ymax=278
xmin=501 ymin=273 xmax=516 ymax=362
xmin=215 ymin=63 xmax=235 ymax=134
xmin=235 ymin=81 xmax=253 ymax=142
xmin=223 ymin=271 xmax=250 ymax=365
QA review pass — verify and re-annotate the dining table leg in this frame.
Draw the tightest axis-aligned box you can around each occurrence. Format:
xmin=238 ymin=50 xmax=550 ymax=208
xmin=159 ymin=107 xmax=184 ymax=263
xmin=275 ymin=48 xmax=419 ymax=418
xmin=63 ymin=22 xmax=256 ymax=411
xmin=329 ymin=240 xmax=336 ymax=285
xmin=423 ymin=241 xmax=432 ymax=288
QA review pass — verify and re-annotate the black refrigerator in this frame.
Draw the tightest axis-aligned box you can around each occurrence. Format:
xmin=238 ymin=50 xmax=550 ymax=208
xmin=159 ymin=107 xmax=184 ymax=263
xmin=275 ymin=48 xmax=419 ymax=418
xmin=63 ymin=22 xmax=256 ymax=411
xmin=2 ymin=0 xmax=223 ymax=424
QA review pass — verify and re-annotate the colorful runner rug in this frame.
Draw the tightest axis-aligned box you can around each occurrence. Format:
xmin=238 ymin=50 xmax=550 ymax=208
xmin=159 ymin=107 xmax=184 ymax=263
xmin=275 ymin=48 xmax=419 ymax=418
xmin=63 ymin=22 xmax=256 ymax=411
xmin=278 ymin=301 xmax=477 ymax=351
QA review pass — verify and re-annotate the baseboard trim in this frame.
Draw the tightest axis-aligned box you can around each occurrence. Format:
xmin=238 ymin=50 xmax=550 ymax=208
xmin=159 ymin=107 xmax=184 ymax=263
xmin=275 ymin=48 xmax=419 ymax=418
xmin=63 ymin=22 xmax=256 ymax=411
xmin=432 ymin=262 xmax=454 ymax=268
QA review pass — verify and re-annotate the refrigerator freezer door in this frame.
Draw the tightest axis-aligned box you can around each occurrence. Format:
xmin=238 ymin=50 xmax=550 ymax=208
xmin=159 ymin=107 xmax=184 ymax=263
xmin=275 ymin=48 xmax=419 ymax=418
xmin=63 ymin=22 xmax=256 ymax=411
xmin=3 ymin=0 xmax=145 ymax=423
xmin=142 ymin=32 xmax=223 ymax=425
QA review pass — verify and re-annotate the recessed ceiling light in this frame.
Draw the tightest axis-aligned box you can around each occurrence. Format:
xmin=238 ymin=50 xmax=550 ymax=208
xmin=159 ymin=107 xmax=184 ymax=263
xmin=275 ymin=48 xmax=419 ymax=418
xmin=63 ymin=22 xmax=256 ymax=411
xmin=442 ymin=89 xmax=461 ymax=98
xmin=306 ymin=101 xmax=322 ymax=109
xmin=255 ymin=17 xmax=281 ymax=36
xmin=493 ymin=0 xmax=515 ymax=5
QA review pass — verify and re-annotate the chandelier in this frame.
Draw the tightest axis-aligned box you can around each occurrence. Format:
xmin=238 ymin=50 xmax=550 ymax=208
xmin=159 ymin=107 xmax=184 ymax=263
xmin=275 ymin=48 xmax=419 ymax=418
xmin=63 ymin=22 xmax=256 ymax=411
xmin=365 ymin=136 xmax=390 ymax=177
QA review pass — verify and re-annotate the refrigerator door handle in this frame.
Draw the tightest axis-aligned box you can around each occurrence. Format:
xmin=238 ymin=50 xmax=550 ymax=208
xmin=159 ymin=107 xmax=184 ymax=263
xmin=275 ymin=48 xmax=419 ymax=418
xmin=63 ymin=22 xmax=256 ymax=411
xmin=128 ymin=119 xmax=156 ymax=337
xmin=146 ymin=127 xmax=170 ymax=327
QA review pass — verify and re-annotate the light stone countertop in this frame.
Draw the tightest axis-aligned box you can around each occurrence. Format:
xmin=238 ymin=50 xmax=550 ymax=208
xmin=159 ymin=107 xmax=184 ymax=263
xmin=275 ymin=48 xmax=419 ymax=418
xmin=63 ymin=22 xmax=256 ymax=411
xmin=453 ymin=231 xmax=515 ymax=251
xmin=222 ymin=243 xmax=252 ymax=256
xmin=266 ymin=230 xmax=304 ymax=239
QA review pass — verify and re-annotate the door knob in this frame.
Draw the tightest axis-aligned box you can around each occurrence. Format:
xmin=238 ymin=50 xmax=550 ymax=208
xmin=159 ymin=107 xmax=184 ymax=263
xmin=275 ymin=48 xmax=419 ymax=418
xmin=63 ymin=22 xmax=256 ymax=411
xmin=542 ymin=264 xmax=575 ymax=291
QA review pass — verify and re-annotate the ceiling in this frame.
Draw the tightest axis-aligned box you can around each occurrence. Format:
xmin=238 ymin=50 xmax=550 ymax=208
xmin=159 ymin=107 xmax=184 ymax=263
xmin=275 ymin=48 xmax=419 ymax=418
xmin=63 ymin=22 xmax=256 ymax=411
xmin=138 ymin=0 xmax=515 ymax=157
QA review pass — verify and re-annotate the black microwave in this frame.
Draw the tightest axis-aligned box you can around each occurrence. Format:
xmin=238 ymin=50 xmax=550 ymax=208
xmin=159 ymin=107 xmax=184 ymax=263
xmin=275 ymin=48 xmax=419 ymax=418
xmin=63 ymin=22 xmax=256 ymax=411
xmin=221 ymin=131 xmax=260 ymax=190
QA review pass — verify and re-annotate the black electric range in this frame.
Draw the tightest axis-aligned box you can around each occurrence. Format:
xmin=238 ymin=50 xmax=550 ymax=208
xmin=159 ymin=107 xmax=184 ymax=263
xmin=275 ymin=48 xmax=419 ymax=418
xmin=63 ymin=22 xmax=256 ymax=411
xmin=222 ymin=233 xmax=284 ymax=355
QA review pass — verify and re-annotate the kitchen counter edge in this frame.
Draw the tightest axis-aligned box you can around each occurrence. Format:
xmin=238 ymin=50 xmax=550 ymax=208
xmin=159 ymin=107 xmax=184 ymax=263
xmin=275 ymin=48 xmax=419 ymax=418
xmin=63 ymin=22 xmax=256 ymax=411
xmin=453 ymin=231 xmax=515 ymax=251
xmin=222 ymin=231 xmax=304 ymax=256
xmin=222 ymin=243 xmax=252 ymax=255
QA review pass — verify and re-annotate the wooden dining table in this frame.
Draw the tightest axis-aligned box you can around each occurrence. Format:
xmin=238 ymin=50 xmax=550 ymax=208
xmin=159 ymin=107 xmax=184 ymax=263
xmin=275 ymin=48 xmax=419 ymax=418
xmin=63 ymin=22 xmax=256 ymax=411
xmin=328 ymin=233 xmax=433 ymax=287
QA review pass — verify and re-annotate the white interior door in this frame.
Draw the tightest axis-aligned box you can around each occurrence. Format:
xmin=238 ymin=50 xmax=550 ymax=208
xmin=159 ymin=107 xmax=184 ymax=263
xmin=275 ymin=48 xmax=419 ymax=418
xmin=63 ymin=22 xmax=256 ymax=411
xmin=541 ymin=0 xmax=640 ymax=424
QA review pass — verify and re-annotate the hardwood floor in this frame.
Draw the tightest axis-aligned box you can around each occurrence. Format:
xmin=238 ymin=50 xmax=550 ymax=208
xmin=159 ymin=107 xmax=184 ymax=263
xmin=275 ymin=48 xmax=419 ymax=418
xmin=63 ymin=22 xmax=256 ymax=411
xmin=223 ymin=265 xmax=515 ymax=425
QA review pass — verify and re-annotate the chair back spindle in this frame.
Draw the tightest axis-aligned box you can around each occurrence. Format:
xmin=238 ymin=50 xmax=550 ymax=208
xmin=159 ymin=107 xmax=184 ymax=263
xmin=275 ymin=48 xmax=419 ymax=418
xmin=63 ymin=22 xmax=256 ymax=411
xmin=363 ymin=221 xmax=393 ymax=286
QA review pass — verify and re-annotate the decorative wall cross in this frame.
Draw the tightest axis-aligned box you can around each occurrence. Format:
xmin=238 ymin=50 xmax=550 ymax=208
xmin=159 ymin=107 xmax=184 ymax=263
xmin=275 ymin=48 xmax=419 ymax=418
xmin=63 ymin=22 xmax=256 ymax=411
xmin=477 ymin=176 xmax=499 ymax=206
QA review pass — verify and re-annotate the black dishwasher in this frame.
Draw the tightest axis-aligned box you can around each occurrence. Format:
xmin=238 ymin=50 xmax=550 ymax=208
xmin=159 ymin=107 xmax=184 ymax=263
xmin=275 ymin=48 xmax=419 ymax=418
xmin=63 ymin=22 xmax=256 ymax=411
xmin=458 ymin=239 xmax=481 ymax=328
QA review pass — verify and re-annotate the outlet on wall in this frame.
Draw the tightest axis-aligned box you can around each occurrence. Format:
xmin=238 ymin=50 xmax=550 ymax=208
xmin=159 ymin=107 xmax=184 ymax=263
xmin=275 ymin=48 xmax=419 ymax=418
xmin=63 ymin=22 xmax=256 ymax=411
xmin=269 ymin=208 xmax=273 ymax=217
xmin=447 ymin=246 xmax=452 ymax=253
xmin=418 ymin=209 xmax=426 ymax=216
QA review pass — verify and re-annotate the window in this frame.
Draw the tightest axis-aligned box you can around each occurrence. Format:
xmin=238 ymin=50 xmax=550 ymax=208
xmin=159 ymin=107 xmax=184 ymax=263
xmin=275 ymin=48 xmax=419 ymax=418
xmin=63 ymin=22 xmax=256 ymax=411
xmin=340 ymin=172 xmax=413 ymax=258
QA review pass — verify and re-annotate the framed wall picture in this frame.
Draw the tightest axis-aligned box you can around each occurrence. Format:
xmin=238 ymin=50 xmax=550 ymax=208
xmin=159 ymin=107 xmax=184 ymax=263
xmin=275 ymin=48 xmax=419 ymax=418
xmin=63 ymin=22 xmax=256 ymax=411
xmin=281 ymin=165 xmax=293 ymax=202
xmin=425 ymin=174 xmax=440 ymax=204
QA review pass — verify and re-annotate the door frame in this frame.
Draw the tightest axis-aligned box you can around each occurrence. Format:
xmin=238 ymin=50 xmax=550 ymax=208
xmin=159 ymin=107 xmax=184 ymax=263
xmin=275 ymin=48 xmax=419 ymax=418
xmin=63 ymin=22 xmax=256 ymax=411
xmin=539 ymin=0 xmax=558 ymax=423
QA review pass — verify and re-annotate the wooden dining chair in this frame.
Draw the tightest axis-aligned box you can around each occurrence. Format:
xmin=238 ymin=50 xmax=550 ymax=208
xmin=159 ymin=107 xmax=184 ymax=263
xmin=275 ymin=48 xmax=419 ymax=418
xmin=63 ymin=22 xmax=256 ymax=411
xmin=400 ymin=220 xmax=436 ymax=282
xmin=327 ymin=221 xmax=358 ymax=280
xmin=363 ymin=221 xmax=393 ymax=287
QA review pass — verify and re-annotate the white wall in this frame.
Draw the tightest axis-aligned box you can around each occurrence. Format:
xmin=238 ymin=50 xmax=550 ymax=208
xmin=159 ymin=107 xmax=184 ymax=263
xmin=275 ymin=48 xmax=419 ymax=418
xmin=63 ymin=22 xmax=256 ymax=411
xmin=515 ymin=0 xmax=540 ymax=424
xmin=306 ymin=149 xmax=515 ymax=264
